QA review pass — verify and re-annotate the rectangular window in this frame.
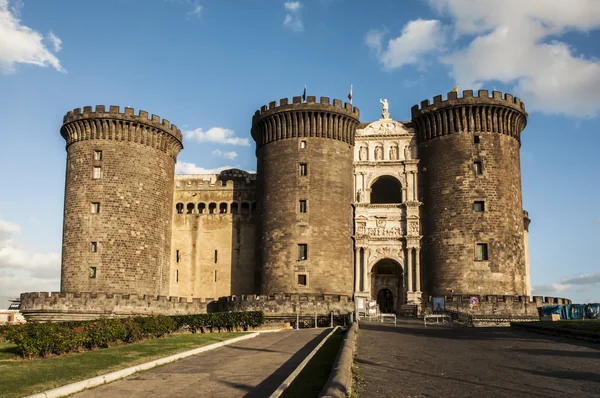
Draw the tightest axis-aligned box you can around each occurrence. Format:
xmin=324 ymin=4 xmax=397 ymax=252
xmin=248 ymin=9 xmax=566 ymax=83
xmin=214 ymin=250 xmax=218 ymax=264
xmin=474 ymin=135 xmax=480 ymax=144
xmin=214 ymin=270 xmax=217 ymax=282
xmin=176 ymin=270 xmax=179 ymax=283
xmin=300 ymin=140 xmax=307 ymax=149
xmin=89 ymin=267 xmax=97 ymax=278
xmin=473 ymin=201 xmax=485 ymax=212
xmin=93 ymin=166 xmax=102 ymax=179
xmin=299 ymin=200 xmax=307 ymax=213
xmin=91 ymin=202 xmax=100 ymax=214
xmin=90 ymin=242 xmax=97 ymax=253
xmin=298 ymin=274 xmax=307 ymax=286
xmin=298 ymin=244 xmax=308 ymax=260
xmin=475 ymin=243 xmax=489 ymax=261
xmin=176 ymin=250 xmax=180 ymax=263
xmin=474 ymin=161 xmax=483 ymax=175
xmin=299 ymin=163 xmax=308 ymax=176
xmin=94 ymin=150 xmax=103 ymax=160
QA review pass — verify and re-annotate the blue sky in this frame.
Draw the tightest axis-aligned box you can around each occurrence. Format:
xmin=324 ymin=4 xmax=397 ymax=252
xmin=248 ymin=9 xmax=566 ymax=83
xmin=0 ymin=0 xmax=599 ymax=306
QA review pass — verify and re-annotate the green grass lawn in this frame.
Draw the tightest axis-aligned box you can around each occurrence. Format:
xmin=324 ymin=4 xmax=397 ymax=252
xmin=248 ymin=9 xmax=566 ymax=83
xmin=536 ymin=319 xmax=600 ymax=332
xmin=0 ymin=332 xmax=244 ymax=398
xmin=282 ymin=328 xmax=345 ymax=398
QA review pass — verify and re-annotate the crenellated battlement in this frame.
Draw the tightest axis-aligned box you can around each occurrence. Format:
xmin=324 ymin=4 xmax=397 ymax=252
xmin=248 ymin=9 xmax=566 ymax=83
xmin=217 ymin=293 xmax=354 ymax=315
xmin=411 ymin=89 xmax=528 ymax=143
xmin=175 ymin=172 xmax=257 ymax=191
xmin=63 ymin=105 xmax=182 ymax=140
xmin=252 ymin=96 xmax=359 ymax=122
xmin=411 ymin=90 xmax=526 ymax=116
xmin=251 ymin=95 xmax=361 ymax=148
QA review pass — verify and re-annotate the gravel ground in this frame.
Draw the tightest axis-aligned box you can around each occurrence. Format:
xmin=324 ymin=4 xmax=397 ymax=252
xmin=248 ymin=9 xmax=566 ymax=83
xmin=355 ymin=319 xmax=600 ymax=398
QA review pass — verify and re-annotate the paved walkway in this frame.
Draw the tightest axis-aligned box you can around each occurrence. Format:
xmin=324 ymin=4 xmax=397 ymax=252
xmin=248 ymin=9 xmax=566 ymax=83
xmin=73 ymin=328 xmax=330 ymax=398
xmin=355 ymin=320 xmax=600 ymax=398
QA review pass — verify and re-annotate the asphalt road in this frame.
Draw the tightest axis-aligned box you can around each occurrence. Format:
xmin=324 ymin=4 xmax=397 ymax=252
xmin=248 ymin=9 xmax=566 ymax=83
xmin=72 ymin=328 xmax=330 ymax=398
xmin=355 ymin=319 xmax=600 ymax=398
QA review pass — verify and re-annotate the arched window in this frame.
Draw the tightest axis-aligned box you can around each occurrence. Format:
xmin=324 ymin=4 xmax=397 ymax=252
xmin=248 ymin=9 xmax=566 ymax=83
xmin=370 ymin=176 xmax=402 ymax=204
xmin=241 ymin=202 xmax=250 ymax=215
xmin=186 ymin=203 xmax=195 ymax=214
xmin=219 ymin=203 xmax=228 ymax=213
xmin=198 ymin=203 xmax=206 ymax=214
xmin=176 ymin=203 xmax=184 ymax=214
xmin=231 ymin=202 xmax=239 ymax=214
xmin=208 ymin=203 xmax=217 ymax=214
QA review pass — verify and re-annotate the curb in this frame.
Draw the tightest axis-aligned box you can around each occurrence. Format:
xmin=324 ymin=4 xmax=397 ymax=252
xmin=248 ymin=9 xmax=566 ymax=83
xmin=319 ymin=322 xmax=358 ymax=398
xmin=269 ymin=327 xmax=338 ymax=398
xmin=511 ymin=322 xmax=600 ymax=344
xmin=25 ymin=332 xmax=260 ymax=398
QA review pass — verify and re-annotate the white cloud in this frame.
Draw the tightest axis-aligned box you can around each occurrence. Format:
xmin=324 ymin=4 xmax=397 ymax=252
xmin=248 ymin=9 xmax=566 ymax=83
xmin=532 ymin=272 xmax=600 ymax=302
xmin=175 ymin=162 xmax=236 ymax=175
xmin=0 ymin=217 xmax=60 ymax=297
xmin=184 ymin=127 xmax=250 ymax=146
xmin=0 ymin=0 xmax=64 ymax=73
xmin=283 ymin=1 xmax=303 ymax=32
xmin=368 ymin=0 xmax=600 ymax=118
xmin=366 ymin=20 xmax=445 ymax=70
xmin=187 ymin=5 xmax=202 ymax=18
xmin=47 ymin=31 xmax=61 ymax=52
xmin=212 ymin=149 xmax=238 ymax=160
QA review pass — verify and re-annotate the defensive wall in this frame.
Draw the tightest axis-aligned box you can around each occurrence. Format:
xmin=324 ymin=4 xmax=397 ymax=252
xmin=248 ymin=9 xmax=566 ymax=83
xmin=252 ymin=96 xmax=360 ymax=297
xmin=413 ymin=90 xmax=529 ymax=297
xmin=19 ymin=292 xmax=355 ymax=323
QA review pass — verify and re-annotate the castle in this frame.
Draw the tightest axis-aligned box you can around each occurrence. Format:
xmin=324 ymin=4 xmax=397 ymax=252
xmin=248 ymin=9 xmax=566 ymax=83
xmin=20 ymin=90 xmax=571 ymax=322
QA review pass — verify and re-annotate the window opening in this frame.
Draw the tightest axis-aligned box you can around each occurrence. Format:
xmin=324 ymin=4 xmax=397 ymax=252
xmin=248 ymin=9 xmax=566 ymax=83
xmin=474 ymin=161 xmax=483 ymax=175
xmin=91 ymin=242 xmax=97 ymax=253
xmin=93 ymin=166 xmax=102 ymax=179
xmin=176 ymin=203 xmax=184 ymax=214
xmin=298 ymin=244 xmax=308 ymax=260
xmin=91 ymin=202 xmax=100 ymax=214
xmin=94 ymin=150 xmax=103 ymax=160
xmin=89 ymin=267 xmax=97 ymax=278
xmin=475 ymin=243 xmax=489 ymax=261
xmin=473 ymin=201 xmax=485 ymax=212
xmin=298 ymin=274 xmax=307 ymax=286
xmin=299 ymin=200 xmax=307 ymax=213
xmin=299 ymin=163 xmax=308 ymax=176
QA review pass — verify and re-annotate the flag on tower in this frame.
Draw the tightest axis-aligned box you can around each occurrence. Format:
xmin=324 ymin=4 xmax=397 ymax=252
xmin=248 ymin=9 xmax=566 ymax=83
xmin=302 ymin=84 xmax=306 ymax=101
xmin=450 ymin=85 xmax=459 ymax=93
xmin=348 ymin=84 xmax=353 ymax=104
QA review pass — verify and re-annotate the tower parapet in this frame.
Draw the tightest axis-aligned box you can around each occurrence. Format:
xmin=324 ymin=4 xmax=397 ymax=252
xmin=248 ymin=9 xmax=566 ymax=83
xmin=252 ymin=95 xmax=360 ymax=296
xmin=251 ymin=96 xmax=359 ymax=148
xmin=59 ymin=105 xmax=183 ymax=297
xmin=411 ymin=90 xmax=527 ymax=144
xmin=413 ymin=90 xmax=529 ymax=297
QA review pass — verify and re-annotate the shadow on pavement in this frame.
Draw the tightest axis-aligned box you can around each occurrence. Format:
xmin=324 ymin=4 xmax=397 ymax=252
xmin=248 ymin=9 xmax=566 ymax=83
xmin=502 ymin=366 xmax=600 ymax=383
xmin=243 ymin=328 xmax=331 ymax=398
xmin=509 ymin=348 xmax=600 ymax=359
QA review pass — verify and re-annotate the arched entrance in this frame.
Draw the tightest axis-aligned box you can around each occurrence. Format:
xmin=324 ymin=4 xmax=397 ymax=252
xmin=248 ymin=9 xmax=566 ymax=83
xmin=377 ymin=288 xmax=394 ymax=313
xmin=370 ymin=176 xmax=402 ymax=204
xmin=371 ymin=258 xmax=403 ymax=313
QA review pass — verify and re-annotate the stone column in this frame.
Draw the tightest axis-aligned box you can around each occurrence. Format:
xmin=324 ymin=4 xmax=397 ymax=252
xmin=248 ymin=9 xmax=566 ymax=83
xmin=413 ymin=172 xmax=418 ymax=201
xmin=354 ymin=247 xmax=360 ymax=292
xmin=407 ymin=172 xmax=414 ymax=202
xmin=362 ymin=248 xmax=369 ymax=293
xmin=407 ymin=247 xmax=413 ymax=292
xmin=415 ymin=247 xmax=421 ymax=292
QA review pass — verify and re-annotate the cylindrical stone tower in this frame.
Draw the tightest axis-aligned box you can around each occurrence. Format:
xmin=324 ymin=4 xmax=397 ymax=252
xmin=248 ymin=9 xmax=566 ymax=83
xmin=60 ymin=105 xmax=183 ymax=296
xmin=251 ymin=96 xmax=360 ymax=296
xmin=412 ymin=90 xmax=528 ymax=296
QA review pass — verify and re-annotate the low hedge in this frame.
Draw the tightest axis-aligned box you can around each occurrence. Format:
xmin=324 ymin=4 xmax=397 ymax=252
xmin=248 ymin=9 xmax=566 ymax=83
xmin=2 ymin=311 xmax=263 ymax=359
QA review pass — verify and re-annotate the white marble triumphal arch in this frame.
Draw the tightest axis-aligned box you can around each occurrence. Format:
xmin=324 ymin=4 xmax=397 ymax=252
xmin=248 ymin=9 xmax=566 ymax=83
xmin=353 ymin=101 xmax=423 ymax=313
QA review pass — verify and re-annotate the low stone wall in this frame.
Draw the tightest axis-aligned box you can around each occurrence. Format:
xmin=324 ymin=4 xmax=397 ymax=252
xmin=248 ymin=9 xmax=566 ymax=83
xmin=20 ymin=292 xmax=212 ymax=322
xmin=422 ymin=294 xmax=572 ymax=317
xmin=217 ymin=294 xmax=355 ymax=316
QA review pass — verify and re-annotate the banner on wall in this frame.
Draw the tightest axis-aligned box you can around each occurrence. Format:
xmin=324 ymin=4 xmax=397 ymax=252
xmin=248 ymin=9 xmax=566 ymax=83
xmin=432 ymin=296 xmax=445 ymax=312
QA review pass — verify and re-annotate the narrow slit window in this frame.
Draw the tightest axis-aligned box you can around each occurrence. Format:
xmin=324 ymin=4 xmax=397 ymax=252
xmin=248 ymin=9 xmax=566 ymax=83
xmin=299 ymin=163 xmax=308 ymax=176
xmin=93 ymin=166 xmax=102 ymax=179
xmin=474 ymin=161 xmax=483 ymax=175
xmin=89 ymin=267 xmax=97 ymax=278
xmin=91 ymin=202 xmax=100 ymax=214
xmin=473 ymin=201 xmax=485 ymax=212
xmin=475 ymin=243 xmax=489 ymax=261
xmin=90 ymin=242 xmax=97 ymax=253
xmin=176 ymin=250 xmax=180 ymax=263
xmin=176 ymin=203 xmax=184 ymax=214
xmin=214 ymin=250 xmax=218 ymax=264
xmin=299 ymin=200 xmax=307 ymax=213
xmin=176 ymin=270 xmax=179 ymax=283
xmin=214 ymin=270 xmax=217 ymax=282
xmin=94 ymin=150 xmax=103 ymax=160
xmin=298 ymin=244 xmax=307 ymax=261
xmin=474 ymin=135 xmax=480 ymax=144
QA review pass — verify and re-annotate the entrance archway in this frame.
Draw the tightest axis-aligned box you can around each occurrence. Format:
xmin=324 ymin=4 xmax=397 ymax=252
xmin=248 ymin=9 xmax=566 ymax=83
xmin=370 ymin=176 xmax=402 ymax=204
xmin=371 ymin=258 xmax=403 ymax=313
xmin=377 ymin=288 xmax=394 ymax=313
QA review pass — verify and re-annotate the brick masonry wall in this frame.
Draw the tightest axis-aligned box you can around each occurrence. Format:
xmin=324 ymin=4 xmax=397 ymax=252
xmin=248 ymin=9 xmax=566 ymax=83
xmin=60 ymin=107 xmax=182 ymax=296
xmin=414 ymin=91 xmax=528 ymax=297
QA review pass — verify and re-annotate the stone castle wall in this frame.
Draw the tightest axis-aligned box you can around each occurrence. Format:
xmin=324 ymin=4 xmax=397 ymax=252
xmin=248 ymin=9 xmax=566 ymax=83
xmin=413 ymin=91 xmax=529 ymax=297
xmin=170 ymin=173 xmax=258 ymax=301
xmin=60 ymin=106 xmax=182 ymax=296
xmin=252 ymin=96 xmax=360 ymax=296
